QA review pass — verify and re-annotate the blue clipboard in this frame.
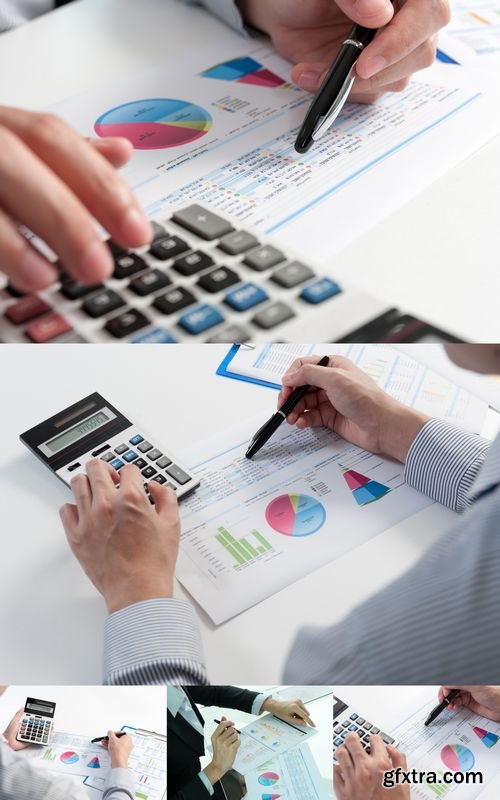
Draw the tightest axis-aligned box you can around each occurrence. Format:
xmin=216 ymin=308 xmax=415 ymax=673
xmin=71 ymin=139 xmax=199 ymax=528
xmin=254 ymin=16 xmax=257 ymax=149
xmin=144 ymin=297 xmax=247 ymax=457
xmin=216 ymin=344 xmax=281 ymax=391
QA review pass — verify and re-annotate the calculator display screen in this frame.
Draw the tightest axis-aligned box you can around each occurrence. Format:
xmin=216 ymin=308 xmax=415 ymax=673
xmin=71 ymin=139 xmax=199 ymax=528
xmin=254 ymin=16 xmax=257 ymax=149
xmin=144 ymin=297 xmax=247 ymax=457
xmin=26 ymin=700 xmax=54 ymax=716
xmin=44 ymin=411 xmax=111 ymax=454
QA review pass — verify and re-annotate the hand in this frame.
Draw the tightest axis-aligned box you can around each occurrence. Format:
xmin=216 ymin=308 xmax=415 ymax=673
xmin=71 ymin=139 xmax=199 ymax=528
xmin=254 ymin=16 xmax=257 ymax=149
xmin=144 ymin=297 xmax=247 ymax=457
xmin=2 ymin=709 xmax=31 ymax=751
xmin=238 ymin=0 xmax=450 ymax=102
xmin=438 ymin=687 xmax=500 ymax=722
xmin=279 ymin=355 xmax=428 ymax=463
xmin=334 ymin=734 xmax=409 ymax=800
xmin=101 ymin=731 xmax=134 ymax=768
xmin=204 ymin=718 xmax=240 ymax=785
xmin=262 ymin=698 xmax=316 ymax=728
xmin=0 ymin=106 xmax=152 ymax=292
xmin=59 ymin=459 xmax=181 ymax=613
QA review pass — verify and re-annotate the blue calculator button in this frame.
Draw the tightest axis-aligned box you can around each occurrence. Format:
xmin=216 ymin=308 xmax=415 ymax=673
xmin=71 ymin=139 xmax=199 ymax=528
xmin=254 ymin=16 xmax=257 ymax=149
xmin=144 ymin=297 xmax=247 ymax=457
xmin=301 ymin=277 xmax=342 ymax=304
xmin=131 ymin=327 xmax=177 ymax=344
xmin=334 ymin=738 xmax=344 ymax=746
xmin=111 ymin=458 xmax=124 ymax=470
xmin=178 ymin=305 xmax=224 ymax=335
xmin=349 ymin=724 xmax=357 ymax=731
xmin=350 ymin=714 xmax=358 ymax=720
xmin=224 ymin=283 xmax=268 ymax=312
xmin=123 ymin=450 xmax=138 ymax=463
xmin=129 ymin=434 xmax=144 ymax=445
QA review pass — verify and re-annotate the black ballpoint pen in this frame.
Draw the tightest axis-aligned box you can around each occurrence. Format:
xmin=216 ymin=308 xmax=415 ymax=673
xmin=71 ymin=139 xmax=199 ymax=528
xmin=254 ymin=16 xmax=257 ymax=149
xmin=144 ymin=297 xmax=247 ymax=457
xmin=91 ymin=732 xmax=127 ymax=743
xmin=246 ymin=355 xmax=330 ymax=460
xmin=214 ymin=719 xmax=242 ymax=734
xmin=424 ymin=689 xmax=461 ymax=726
xmin=295 ymin=12 xmax=391 ymax=154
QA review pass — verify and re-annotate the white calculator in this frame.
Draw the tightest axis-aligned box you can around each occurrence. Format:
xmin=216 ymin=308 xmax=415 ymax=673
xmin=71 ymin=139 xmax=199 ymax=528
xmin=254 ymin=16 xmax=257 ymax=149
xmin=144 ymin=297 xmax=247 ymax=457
xmin=333 ymin=695 xmax=399 ymax=760
xmin=17 ymin=697 xmax=56 ymax=746
xmin=20 ymin=392 xmax=200 ymax=500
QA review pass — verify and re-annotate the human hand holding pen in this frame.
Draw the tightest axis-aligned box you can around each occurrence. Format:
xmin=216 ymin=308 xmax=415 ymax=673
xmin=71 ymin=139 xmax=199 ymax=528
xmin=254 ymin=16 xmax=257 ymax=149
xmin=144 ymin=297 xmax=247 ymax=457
xmin=279 ymin=355 xmax=428 ymax=463
xmin=237 ymin=0 xmax=450 ymax=102
xmin=100 ymin=731 xmax=134 ymax=768
xmin=438 ymin=687 xmax=500 ymax=722
xmin=203 ymin=718 xmax=240 ymax=787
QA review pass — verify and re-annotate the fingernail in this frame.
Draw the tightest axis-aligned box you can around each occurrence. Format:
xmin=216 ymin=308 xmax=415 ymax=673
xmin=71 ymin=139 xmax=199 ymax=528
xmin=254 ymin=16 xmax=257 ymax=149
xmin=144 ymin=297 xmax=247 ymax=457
xmin=18 ymin=249 xmax=58 ymax=291
xmin=296 ymin=70 xmax=324 ymax=92
xmin=122 ymin=207 xmax=153 ymax=246
xmin=360 ymin=55 xmax=387 ymax=78
xmin=354 ymin=0 xmax=392 ymax=14
xmin=81 ymin=240 xmax=114 ymax=283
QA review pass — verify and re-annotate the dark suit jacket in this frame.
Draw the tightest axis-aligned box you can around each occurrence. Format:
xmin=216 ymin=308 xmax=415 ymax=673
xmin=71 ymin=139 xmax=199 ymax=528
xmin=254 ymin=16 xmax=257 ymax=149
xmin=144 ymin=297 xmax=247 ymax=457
xmin=168 ymin=686 xmax=260 ymax=800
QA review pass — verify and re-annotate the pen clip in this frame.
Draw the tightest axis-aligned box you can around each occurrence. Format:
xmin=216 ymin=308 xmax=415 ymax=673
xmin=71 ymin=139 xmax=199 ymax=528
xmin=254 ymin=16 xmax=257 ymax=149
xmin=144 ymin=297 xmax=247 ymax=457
xmin=312 ymin=67 xmax=356 ymax=141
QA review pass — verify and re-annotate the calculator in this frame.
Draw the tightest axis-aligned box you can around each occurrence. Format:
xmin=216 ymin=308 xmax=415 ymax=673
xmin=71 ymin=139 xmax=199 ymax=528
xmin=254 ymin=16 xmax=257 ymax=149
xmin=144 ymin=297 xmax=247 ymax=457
xmin=20 ymin=392 xmax=200 ymax=499
xmin=16 ymin=697 xmax=56 ymax=746
xmin=332 ymin=695 xmax=399 ymax=760
xmin=0 ymin=203 xmax=463 ymax=344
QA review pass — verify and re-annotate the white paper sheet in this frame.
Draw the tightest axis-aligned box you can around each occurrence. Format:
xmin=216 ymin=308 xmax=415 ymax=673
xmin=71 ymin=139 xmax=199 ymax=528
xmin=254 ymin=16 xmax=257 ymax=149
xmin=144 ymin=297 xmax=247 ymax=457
xmin=245 ymin=743 xmax=331 ymax=800
xmin=222 ymin=344 xmax=490 ymax=434
xmin=232 ymin=714 xmax=317 ymax=775
xmin=25 ymin=731 xmax=110 ymax=778
xmin=447 ymin=2 xmax=500 ymax=56
xmin=177 ymin=415 xmax=434 ymax=624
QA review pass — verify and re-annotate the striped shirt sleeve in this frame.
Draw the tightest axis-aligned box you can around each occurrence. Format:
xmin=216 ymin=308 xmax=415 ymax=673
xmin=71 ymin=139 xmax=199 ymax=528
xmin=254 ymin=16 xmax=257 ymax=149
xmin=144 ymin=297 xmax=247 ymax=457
xmin=404 ymin=418 xmax=490 ymax=512
xmin=103 ymin=598 xmax=208 ymax=685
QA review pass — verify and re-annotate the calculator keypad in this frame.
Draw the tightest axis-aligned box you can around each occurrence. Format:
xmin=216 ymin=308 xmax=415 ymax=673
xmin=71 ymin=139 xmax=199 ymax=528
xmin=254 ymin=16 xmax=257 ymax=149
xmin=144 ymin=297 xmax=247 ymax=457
xmin=333 ymin=711 xmax=395 ymax=758
xmin=18 ymin=716 xmax=52 ymax=745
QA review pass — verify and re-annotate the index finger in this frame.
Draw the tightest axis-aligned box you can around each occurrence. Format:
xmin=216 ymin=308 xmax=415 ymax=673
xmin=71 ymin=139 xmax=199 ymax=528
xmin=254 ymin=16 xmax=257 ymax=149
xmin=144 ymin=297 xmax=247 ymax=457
xmin=86 ymin=458 xmax=120 ymax=501
xmin=369 ymin=734 xmax=389 ymax=761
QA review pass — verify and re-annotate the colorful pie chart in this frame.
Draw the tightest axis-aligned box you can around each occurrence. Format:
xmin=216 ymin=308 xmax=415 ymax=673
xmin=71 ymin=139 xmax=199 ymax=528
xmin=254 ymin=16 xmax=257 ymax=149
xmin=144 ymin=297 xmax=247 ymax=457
xmin=60 ymin=751 xmax=80 ymax=765
xmin=258 ymin=772 xmax=280 ymax=786
xmin=95 ymin=99 xmax=213 ymax=150
xmin=265 ymin=494 xmax=326 ymax=537
xmin=441 ymin=744 xmax=475 ymax=772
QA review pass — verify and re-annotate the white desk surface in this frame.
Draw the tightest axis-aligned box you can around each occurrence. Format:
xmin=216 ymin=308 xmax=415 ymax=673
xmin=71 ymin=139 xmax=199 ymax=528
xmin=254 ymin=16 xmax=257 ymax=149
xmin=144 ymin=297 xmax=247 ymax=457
xmin=0 ymin=344 xmax=497 ymax=684
xmin=199 ymin=685 xmax=333 ymax=788
xmin=0 ymin=685 xmax=166 ymax=738
xmin=0 ymin=0 xmax=499 ymax=341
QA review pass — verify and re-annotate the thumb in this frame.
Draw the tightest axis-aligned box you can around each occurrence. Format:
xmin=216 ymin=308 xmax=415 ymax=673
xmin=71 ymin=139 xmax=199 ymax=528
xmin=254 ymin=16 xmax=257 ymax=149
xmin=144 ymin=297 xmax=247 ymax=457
xmin=88 ymin=137 xmax=134 ymax=168
xmin=335 ymin=0 xmax=394 ymax=28
xmin=291 ymin=63 xmax=328 ymax=93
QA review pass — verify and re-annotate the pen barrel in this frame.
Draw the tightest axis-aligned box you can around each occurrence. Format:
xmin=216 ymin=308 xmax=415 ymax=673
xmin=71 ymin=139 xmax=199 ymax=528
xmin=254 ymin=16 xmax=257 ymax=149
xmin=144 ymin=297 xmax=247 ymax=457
xmin=280 ymin=385 xmax=311 ymax=417
xmin=349 ymin=24 xmax=378 ymax=48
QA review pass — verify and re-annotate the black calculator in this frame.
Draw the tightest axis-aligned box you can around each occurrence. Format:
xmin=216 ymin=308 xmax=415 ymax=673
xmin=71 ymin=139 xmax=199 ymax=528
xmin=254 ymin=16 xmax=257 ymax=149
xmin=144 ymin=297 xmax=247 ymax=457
xmin=17 ymin=697 xmax=56 ymax=746
xmin=333 ymin=695 xmax=398 ymax=760
xmin=20 ymin=392 xmax=200 ymax=500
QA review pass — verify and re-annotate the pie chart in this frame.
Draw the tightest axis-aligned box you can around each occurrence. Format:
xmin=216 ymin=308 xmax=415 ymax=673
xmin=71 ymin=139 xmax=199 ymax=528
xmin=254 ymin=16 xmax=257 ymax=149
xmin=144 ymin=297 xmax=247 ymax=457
xmin=95 ymin=99 xmax=213 ymax=150
xmin=60 ymin=751 xmax=80 ymax=765
xmin=441 ymin=744 xmax=475 ymax=772
xmin=258 ymin=772 xmax=280 ymax=786
xmin=265 ymin=494 xmax=326 ymax=537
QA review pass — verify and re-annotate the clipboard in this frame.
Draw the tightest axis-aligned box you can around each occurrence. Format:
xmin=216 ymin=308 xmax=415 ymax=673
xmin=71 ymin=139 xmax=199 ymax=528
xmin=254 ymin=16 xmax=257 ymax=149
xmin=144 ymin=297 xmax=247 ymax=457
xmin=120 ymin=724 xmax=167 ymax=742
xmin=216 ymin=344 xmax=281 ymax=391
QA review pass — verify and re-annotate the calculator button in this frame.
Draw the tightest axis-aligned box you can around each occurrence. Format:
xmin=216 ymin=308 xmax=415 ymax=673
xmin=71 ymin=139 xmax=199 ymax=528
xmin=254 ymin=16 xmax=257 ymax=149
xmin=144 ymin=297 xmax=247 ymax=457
xmin=172 ymin=204 xmax=233 ymax=240
xmin=131 ymin=327 xmax=177 ymax=344
xmin=133 ymin=458 xmax=148 ymax=470
xmin=301 ymin=277 xmax=342 ymax=304
xmin=141 ymin=466 xmax=157 ymax=479
xmin=342 ymin=721 xmax=351 ymax=728
xmin=166 ymin=464 xmax=191 ymax=485
xmin=178 ymin=304 xmax=224 ymax=335
xmin=107 ymin=240 xmax=126 ymax=257
xmin=252 ymin=302 xmax=295 ymax=330
xmin=101 ymin=452 xmax=115 ymax=462
xmin=130 ymin=434 xmax=144 ymax=445
xmin=60 ymin=277 xmax=102 ymax=300
xmin=356 ymin=718 xmax=366 ymax=726
xmin=244 ymin=245 xmax=286 ymax=271
xmin=152 ymin=221 xmax=167 ymax=241
xmin=173 ymin=250 xmax=214 ymax=277
xmin=137 ymin=441 xmax=153 ymax=453
xmin=198 ymin=267 xmax=240 ymax=294
xmin=157 ymin=456 xmax=172 ymax=469
xmin=113 ymin=253 xmax=148 ymax=280
xmin=218 ymin=230 xmax=259 ymax=255
xmin=206 ymin=324 xmax=250 ymax=344
xmin=105 ymin=309 xmax=151 ymax=339
xmin=350 ymin=714 xmax=358 ymax=721
xmin=271 ymin=261 xmax=315 ymax=289
xmin=129 ymin=269 xmax=171 ymax=297
xmin=380 ymin=733 xmax=395 ymax=745
xmin=363 ymin=723 xmax=372 ymax=730
xmin=67 ymin=462 xmax=81 ymax=472
xmin=334 ymin=726 xmax=343 ymax=734
xmin=349 ymin=725 xmax=357 ymax=731
xmin=148 ymin=449 xmax=163 ymax=461
xmin=225 ymin=283 xmax=268 ymax=312
xmin=153 ymin=287 xmax=197 ymax=315
xmin=152 ymin=474 xmax=167 ymax=484
xmin=123 ymin=450 xmax=138 ymax=463
xmin=150 ymin=236 xmax=189 ymax=261
xmin=83 ymin=289 xmax=126 ymax=318
xmin=334 ymin=738 xmax=343 ymax=746
xmin=5 ymin=296 xmax=51 ymax=324
xmin=114 ymin=444 xmax=129 ymax=455
xmin=111 ymin=458 xmax=125 ymax=470
xmin=26 ymin=314 xmax=72 ymax=343
xmin=165 ymin=482 xmax=178 ymax=491
xmin=371 ymin=727 xmax=380 ymax=735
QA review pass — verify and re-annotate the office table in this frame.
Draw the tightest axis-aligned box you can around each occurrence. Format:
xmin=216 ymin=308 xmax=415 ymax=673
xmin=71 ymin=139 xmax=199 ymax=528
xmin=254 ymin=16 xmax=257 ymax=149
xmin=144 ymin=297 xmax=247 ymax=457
xmin=0 ymin=0 xmax=499 ymax=340
xmin=0 ymin=344 xmax=497 ymax=684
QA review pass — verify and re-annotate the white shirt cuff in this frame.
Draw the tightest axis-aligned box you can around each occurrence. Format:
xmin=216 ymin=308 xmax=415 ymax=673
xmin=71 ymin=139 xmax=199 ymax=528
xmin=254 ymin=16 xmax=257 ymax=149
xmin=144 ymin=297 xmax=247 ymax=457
xmin=199 ymin=770 xmax=215 ymax=795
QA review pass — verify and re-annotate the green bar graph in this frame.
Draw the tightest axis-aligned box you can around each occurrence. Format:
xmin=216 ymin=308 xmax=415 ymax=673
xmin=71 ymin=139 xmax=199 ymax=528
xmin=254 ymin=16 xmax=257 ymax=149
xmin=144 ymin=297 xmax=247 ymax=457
xmin=217 ymin=526 xmax=273 ymax=568
xmin=425 ymin=776 xmax=450 ymax=798
xmin=42 ymin=748 xmax=57 ymax=761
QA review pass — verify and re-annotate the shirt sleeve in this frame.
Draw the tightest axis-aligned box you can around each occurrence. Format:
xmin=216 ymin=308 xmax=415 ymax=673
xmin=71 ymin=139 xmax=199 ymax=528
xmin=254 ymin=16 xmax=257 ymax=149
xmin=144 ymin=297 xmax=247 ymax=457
xmin=103 ymin=768 xmax=136 ymax=799
xmin=103 ymin=598 xmax=208 ymax=685
xmin=178 ymin=0 xmax=247 ymax=33
xmin=0 ymin=740 xmax=89 ymax=800
xmin=199 ymin=771 xmax=215 ymax=796
xmin=251 ymin=692 xmax=273 ymax=715
xmin=404 ymin=418 xmax=490 ymax=512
